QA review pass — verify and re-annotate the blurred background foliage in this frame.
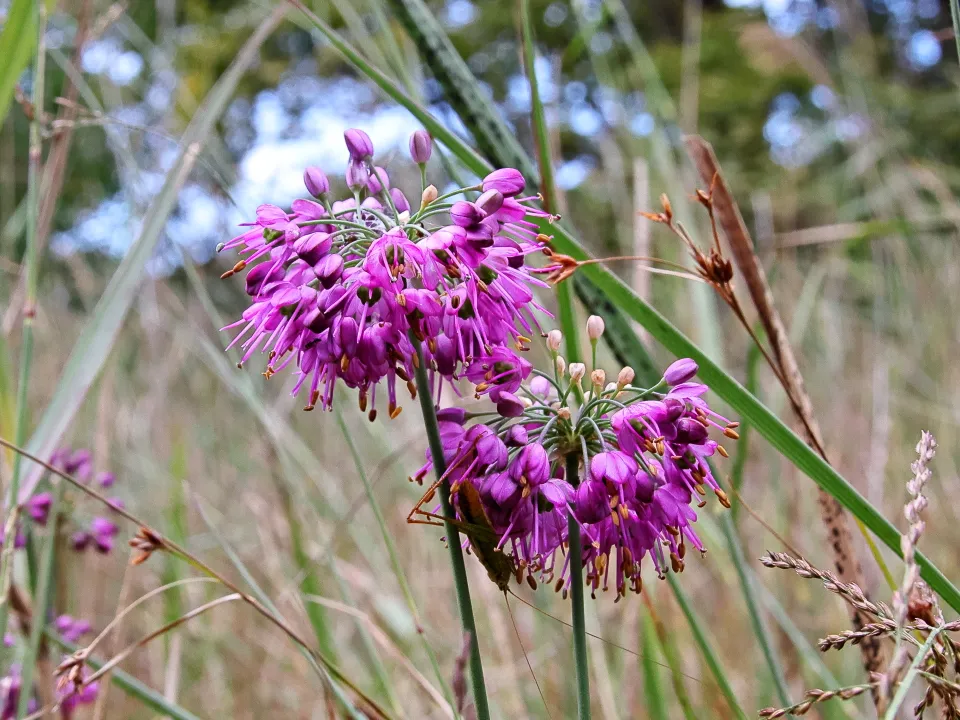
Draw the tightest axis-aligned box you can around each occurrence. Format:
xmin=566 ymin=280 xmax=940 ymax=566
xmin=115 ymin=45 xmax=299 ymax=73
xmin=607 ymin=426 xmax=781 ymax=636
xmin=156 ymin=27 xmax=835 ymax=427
xmin=3 ymin=0 xmax=960 ymax=717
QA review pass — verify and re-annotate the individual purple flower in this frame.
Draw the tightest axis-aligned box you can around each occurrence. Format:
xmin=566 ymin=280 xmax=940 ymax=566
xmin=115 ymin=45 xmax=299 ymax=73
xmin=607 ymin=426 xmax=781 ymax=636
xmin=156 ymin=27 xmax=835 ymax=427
xmin=55 ymin=615 xmax=92 ymax=643
xmin=96 ymin=471 xmax=115 ymax=488
xmin=25 ymin=492 xmax=52 ymax=525
xmin=90 ymin=517 xmax=119 ymax=554
xmin=344 ymin=128 xmax=374 ymax=160
xmin=482 ymin=168 xmax=525 ymax=197
xmin=304 ymin=167 xmax=330 ymax=198
xmin=663 ymin=358 xmax=698 ymax=386
xmin=409 ymin=129 xmax=432 ymax=164
xmin=367 ymin=166 xmax=389 ymax=195
xmin=346 ymin=160 xmax=369 ymax=191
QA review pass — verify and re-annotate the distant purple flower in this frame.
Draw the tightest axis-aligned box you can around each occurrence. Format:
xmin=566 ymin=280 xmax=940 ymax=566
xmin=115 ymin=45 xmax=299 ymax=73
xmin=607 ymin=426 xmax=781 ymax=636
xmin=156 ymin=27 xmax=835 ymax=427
xmin=26 ymin=492 xmax=52 ymax=525
xmin=409 ymin=130 xmax=432 ymax=164
xmin=90 ymin=517 xmax=119 ymax=554
xmin=55 ymin=615 xmax=92 ymax=643
xmin=96 ymin=472 xmax=115 ymax=488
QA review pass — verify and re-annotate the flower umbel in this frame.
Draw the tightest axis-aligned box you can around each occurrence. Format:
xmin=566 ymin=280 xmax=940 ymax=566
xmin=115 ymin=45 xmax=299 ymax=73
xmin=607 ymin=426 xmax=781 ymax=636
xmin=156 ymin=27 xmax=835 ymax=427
xmin=219 ymin=128 xmax=555 ymax=418
xmin=411 ymin=320 xmax=737 ymax=600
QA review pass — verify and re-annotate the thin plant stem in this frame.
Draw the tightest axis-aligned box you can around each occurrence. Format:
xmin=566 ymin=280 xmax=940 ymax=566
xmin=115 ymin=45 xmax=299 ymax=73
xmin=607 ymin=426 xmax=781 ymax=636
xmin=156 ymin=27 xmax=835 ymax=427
xmin=18 ymin=482 xmax=62 ymax=718
xmin=951 ymin=0 xmax=960 ymax=65
xmin=0 ymin=0 xmax=48 ymax=666
xmin=565 ymin=453 xmax=591 ymax=720
xmin=410 ymin=336 xmax=491 ymax=720
xmin=334 ymin=408 xmax=455 ymax=710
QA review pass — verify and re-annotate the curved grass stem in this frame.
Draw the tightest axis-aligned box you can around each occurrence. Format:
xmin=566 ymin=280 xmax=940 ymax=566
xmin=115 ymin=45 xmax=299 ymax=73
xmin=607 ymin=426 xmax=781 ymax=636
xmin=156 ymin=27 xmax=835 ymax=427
xmin=410 ymin=336 xmax=491 ymax=720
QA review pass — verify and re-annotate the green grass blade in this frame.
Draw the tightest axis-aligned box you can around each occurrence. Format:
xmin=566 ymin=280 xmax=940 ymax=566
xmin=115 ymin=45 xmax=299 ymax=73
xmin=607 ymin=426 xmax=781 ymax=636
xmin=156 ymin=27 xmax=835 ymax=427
xmin=16 ymin=6 xmax=286 ymax=502
xmin=191 ymin=496 xmax=368 ymax=720
xmin=951 ymin=0 xmax=960 ymax=66
xmin=883 ymin=628 xmax=942 ymax=720
xmin=301 ymin=0 xmax=958 ymax=614
xmin=0 ymin=0 xmax=44 ymax=126
xmin=720 ymin=513 xmax=790 ymax=706
xmin=666 ymin=574 xmax=747 ymax=720
xmin=47 ymin=631 xmax=203 ymax=720
xmin=333 ymin=407 xmax=454 ymax=710
xmin=640 ymin=612 xmax=669 ymax=720
xmin=544 ymin=222 xmax=960 ymax=612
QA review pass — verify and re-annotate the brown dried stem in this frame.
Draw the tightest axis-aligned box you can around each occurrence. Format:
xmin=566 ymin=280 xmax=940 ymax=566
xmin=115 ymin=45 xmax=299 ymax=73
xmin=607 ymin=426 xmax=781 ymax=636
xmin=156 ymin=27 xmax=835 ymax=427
xmin=683 ymin=135 xmax=885 ymax=688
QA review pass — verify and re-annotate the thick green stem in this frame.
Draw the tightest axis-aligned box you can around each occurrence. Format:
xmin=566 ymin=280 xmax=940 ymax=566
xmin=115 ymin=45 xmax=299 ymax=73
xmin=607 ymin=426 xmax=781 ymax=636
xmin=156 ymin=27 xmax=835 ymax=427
xmin=0 ymin=0 xmax=47 ymax=665
xmin=410 ymin=338 xmax=490 ymax=720
xmin=565 ymin=453 xmax=591 ymax=720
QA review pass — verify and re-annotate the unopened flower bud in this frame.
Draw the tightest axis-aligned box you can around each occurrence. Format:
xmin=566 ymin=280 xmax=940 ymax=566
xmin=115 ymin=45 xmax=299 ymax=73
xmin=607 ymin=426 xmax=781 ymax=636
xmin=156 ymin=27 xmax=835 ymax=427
xmin=591 ymin=369 xmax=606 ymax=387
xmin=409 ymin=129 xmax=432 ymax=164
xmin=390 ymin=188 xmax=411 ymax=214
xmin=664 ymin=358 xmax=698 ymax=385
xmin=604 ymin=382 xmax=618 ymax=393
xmin=366 ymin=166 xmax=389 ymax=195
xmin=421 ymin=184 xmax=438 ymax=209
xmin=476 ymin=189 xmax=504 ymax=216
xmin=556 ymin=356 xmax=566 ymax=376
xmin=557 ymin=407 xmax=572 ymax=420
xmin=617 ymin=366 xmax=635 ymax=388
xmin=546 ymin=329 xmax=563 ymax=352
xmin=304 ymin=167 xmax=330 ymax=198
xmin=569 ymin=362 xmax=586 ymax=385
xmin=586 ymin=315 xmax=605 ymax=341
xmin=397 ymin=210 xmax=410 ymax=225
xmin=346 ymin=160 xmax=369 ymax=191
xmin=344 ymin=128 xmax=374 ymax=160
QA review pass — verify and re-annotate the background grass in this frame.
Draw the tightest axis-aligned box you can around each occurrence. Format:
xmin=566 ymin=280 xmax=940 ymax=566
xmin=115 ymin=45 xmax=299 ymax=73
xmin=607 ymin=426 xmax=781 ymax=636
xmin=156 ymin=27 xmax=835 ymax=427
xmin=2 ymin=0 xmax=960 ymax=717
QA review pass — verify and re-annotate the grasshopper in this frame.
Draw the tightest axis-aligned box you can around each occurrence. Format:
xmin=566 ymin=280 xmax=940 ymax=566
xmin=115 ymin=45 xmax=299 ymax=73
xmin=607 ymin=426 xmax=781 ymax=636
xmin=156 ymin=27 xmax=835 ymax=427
xmin=407 ymin=449 xmax=515 ymax=591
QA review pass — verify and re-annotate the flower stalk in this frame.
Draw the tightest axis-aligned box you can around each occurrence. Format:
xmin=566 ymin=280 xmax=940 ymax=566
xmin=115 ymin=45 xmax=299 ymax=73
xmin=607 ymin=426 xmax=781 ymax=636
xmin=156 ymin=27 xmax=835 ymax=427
xmin=565 ymin=452 xmax=591 ymax=720
xmin=412 ymin=338 xmax=490 ymax=720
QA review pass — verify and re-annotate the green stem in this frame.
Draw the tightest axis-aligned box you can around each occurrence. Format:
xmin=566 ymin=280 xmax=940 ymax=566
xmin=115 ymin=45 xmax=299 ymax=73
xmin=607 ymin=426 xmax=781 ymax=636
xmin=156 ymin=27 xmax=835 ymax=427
xmin=951 ymin=0 xmax=960 ymax=67
xmin=410 ymin=337 xmax=490 ymax=720
xmin=0 ymin=0 xmax=47 ymax=664
xmin=565 ymin=453 xmax=591 ymax=720
xmin=18 ymin=482 xmax=62 ymax=718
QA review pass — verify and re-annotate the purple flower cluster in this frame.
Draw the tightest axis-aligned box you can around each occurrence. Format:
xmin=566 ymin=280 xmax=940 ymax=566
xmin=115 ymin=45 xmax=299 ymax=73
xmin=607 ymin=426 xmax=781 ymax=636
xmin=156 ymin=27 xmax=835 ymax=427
xmin=415 ymin=330 xmax=737 ymax=600
xmin=220 ymin=128 xmax=551 ymax=417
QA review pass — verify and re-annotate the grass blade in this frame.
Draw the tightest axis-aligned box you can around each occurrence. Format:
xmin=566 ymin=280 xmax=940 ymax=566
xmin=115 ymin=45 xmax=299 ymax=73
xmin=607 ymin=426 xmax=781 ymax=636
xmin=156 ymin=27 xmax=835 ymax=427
xmin=666 ymin=574 xmax=748 ymax=720
xmin=640 ymin=611 xmax=669 ymax=720
xmin=292 ymin=0 xmax=960 ymax=613
xmin=17 ymin=6 xmax=287 ymax=502
xmin=720 ymin=513 xmax=790 ymax=706
xmin=0 ymin=0 xmax=41 ymax=126
xmin=47 ymin=631 xmax=203 ymax=720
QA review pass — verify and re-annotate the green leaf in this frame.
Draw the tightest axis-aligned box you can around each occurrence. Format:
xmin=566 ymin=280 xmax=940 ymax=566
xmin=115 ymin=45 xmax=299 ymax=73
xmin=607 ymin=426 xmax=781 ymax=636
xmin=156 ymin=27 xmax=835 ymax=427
xmin=0 ymin=0 xmax=37 ymax=125
xmin=542 ymin=226 xmax=960 ymax=614
xmin=667 ymin=574 xmax=748 ymax=720
xmin=17 ymin=7 xmax=287 ymax=502
xmin=640 ymin=612 xmax=669 ymax=720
